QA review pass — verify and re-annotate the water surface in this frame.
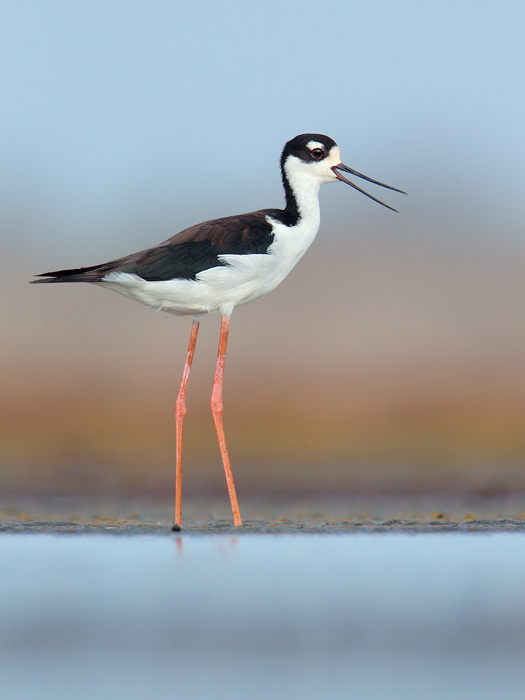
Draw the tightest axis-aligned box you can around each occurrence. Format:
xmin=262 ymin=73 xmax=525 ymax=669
xmin=2 ymin=532 xmax=524 ymax=699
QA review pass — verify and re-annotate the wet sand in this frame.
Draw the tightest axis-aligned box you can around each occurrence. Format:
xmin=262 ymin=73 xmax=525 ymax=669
xmin=2 ymin=494 xmax=525 ymax=533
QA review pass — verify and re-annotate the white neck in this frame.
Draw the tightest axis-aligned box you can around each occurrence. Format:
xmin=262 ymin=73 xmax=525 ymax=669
xmin=283 ymin=158 xmax=324 ymax=228
xmin=293 ymin=178 xmax=322 ymax=225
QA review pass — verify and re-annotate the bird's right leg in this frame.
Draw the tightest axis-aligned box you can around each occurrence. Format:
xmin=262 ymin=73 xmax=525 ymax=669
xmin=174 ymin=317 xmax=200 ymax=527
xmin=211 ymin=314 xmax=243 ymax=526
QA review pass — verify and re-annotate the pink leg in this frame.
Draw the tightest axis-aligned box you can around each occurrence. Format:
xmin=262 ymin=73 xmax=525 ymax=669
xmin=174 ymin=318 xmax=200 ymax=527
xmin=211 ymin=314 xmax=243 ymax=526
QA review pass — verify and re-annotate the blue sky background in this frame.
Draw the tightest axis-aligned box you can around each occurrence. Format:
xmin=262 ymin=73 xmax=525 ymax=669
xmin=2 ymin=1 xmax=525 ymax=490
xmin=2 ymin=0 xmax=524 ymax=260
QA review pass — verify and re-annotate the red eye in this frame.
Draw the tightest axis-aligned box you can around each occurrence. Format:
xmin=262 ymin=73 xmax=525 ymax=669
xmin=311 ymin=148 xmax=324 ymax=159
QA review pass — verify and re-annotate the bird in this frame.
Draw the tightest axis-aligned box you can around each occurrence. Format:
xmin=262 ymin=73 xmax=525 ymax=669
xmin=32 ymin=133 xmax=405 ymax=528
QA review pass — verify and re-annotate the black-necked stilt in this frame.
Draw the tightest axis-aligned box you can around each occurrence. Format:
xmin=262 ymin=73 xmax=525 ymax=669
xmin=33 ymin=133 xmax=405 ymax=527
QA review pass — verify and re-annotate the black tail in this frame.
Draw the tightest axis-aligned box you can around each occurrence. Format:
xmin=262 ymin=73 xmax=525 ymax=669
xmin=31 ymin=263 xmax=109 ymax=284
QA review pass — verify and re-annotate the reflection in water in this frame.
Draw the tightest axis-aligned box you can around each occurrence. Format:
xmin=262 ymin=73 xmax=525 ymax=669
xmin=215 ymin=536 xmax=239 ymax=556
xmin=1 ymin=533 xmax=524 ymax=699
xmin=174 ymin=535 xmax=239 ymax=557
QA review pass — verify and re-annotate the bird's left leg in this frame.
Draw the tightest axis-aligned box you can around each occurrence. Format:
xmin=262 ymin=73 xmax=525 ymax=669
xmin=174 ymin=317 xmax=200 ymax=527
xmin=211 ymin=314 xmax=243 ymax=526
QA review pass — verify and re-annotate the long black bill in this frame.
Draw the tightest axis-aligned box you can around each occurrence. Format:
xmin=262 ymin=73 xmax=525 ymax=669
xmin=332 ymin=163 xmax=407 ymax=213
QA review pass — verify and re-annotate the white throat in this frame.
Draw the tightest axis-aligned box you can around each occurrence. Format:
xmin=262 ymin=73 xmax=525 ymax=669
xmin=286 ymin=169 xmax=322 ymax=224
xmin=283 ymin=146 xmax=341 ymax=224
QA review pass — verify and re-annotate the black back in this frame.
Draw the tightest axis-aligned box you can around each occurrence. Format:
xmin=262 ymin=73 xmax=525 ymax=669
xmin=32 ymin=133 xmax=338 ymax=285
xmin=33 ymin=210 xmax=278 ymax=283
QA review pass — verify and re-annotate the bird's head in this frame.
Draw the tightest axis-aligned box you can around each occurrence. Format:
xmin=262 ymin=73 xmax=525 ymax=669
xmin=281 ymin=133 xmax=406 ymax=212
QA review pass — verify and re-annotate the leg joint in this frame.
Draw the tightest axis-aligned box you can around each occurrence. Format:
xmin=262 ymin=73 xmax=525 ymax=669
xmin=175 ymin=397 xmax=187 ymax=418
xmin=210 ymin=395 xmax=223 ymax=417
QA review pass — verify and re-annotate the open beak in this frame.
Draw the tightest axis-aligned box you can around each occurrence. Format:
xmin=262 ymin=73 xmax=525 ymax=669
xmin=332 ymin=163 xmax=407 ymax=212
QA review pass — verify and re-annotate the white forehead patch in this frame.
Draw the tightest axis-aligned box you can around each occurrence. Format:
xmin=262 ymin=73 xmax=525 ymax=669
xmin=306 ymin=140 xmax=325 ymax=151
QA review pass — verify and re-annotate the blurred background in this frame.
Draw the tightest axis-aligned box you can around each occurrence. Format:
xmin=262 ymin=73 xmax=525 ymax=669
xmin=2 ymin=0 xmax=524 ymax=502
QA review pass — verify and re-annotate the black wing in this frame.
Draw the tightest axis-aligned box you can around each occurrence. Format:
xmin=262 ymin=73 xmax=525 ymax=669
xmin=32 ymin=209 xmax=278 ymax=284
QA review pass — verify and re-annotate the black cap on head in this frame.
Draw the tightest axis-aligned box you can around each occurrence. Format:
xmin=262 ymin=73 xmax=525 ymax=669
xmin=281 ymin=133 xmax=337 ymax=168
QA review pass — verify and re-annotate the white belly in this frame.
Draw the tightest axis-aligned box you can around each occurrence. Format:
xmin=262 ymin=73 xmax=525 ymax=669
xmin=98 ymin=213 xmax=321 ymax=316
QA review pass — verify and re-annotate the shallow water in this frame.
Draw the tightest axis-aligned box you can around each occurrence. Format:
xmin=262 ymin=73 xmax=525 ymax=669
xmin=2 ymin=532 xmax=525 ymax=699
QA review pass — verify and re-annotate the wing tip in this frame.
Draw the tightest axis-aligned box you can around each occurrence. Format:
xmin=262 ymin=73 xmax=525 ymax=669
xmin=30 ymin=273 xmax=60 ymax=284
xmin=30 ymin=263 xmax=107 ymax=284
